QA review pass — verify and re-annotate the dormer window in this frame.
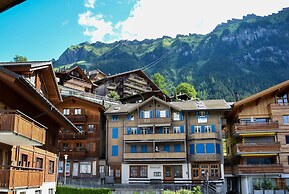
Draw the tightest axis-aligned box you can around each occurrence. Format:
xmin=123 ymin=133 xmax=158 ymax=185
xmin=75 ymin=108 xmax=81 ymax=115
xmin=173 ymin=112 xmax=183 ymax=121
xmin=63 ymin=108 xmax=70 ymax=115
xmin=277 ymin=94 xmax=288 ymax=104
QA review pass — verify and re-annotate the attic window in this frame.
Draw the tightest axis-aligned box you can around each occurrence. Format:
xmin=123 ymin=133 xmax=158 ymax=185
xmin=277 ymin=94 xmax=288 ymax=104
xmin=114 ymin=107 xmax=120 ymax=110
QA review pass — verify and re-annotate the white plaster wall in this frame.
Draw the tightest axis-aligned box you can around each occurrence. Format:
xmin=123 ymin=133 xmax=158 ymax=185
xmin=122 ymin=164 xmax=130 ymax=183
xmin=92 ymin=161 xmax=97 ymax=176
xmin=16 ymin=182 xmax=56 ymax=194
xmin=241 ymin=176 xmax=249 ymax=194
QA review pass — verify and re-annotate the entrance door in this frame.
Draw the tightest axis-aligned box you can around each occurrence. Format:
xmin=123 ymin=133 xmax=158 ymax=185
xmin=163 ymin=165 xmax=173 ymax=183
xmin=73 ymin=162 xmax=79 ymax=177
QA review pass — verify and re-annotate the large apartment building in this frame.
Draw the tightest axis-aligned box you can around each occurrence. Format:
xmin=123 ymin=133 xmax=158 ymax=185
xmin=105 ymin=96 xmax=230 ymax=191
xmin=225 ymin=80 xmax=289 ymax=194
xmin=56 ymin=96 xmax=105 ymax=181
xmin=0 ymin=62 xmax=78 ymax=194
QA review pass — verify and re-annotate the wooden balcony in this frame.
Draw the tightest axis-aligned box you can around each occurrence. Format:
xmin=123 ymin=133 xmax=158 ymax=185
xmin=59 ymin=132 xmax=87 ymax=140
xmin=124 ymin=152 xmax=186 ymax=161
xmin=233 ymin=142 xmax=280 ymax=155
xmin=269 ymin=103 xmax=289 ymax=111
xmin=124 ymin=133 xmax=185 ymax=141
xmin=188 ymin=132 xmax=219 ymax=140
xmin=107 ymin=83 xmax=117 ymax=90
xmin=233 ymin=164 xmax=283 ymax=175
xmin=61 ymin=149 xmax=87 ymax=159
xmin=124 ymin=81 xmax=152 ymax=92
xmin=138 ymin=117 xmax=171 ymax=125
xmin=66 ymin=77 xmax=92 ymax=89
xmin=189 ymin=154 xmax=222 ymax=162
xmin=0 ymin=110 xmax=46 ymax=146
xmin=232 ymin=121 xmax=278 ymax=136
xmin=65 ymin=114 xmax=87 ymax=123
xmin=0 ymin=167 xmax=43 ymax=189
xmin=128 ymin=76 xmax=147 ymax=85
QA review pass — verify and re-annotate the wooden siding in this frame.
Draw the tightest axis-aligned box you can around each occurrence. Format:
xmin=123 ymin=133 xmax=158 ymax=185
xmin=233 ymin=164 xmax=283 ymax=174
xmin=123 ymin=152 xmax=186 ymax=161
xmin=233 ymin=142 xmax=280 ymax=154
xmin=233 ymin=121 xmax=278 ymax=135
xmin=189 ymin=154 xmax=222 ymax=162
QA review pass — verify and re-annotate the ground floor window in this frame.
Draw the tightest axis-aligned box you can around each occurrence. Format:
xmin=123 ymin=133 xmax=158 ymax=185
xmin=210 ymin=164 xmax=219 ymax=177
xmin=192 ymin=163 xmax=220 ymax=179
xmin=192 ymin=165 xmax=199 ymax=178
xmin=48 ymin=188 xmax=53 ymax=194
xmin=253 ymin=178 xmax=277 ymax=190
xmin=173 ymin=165 xmax=182 ymax=178
xmin=80 ymin=162 xmax=91 ymax=174
xmin=129 ymin=165 xmax=148 ymax=178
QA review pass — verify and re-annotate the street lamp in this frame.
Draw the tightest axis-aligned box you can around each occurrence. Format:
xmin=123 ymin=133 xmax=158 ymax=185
xmin=64 ymin=154 xmax=68 ymax=185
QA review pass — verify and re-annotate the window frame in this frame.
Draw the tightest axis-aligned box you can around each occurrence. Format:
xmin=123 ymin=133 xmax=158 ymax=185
xmin=74 ymin=108 xmax=81 ymax=115
xmin=63 ymin=108 xmax=70 ymax=115
xmin=48 ymin=160 xmax=55 ymax=174
xmin=129 ymin=165 xmax=148 ymax=178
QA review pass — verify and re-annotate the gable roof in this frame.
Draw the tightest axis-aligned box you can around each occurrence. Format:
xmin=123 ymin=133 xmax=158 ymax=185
xmin=56 ymin=66 xmax=93 ymax=85
xmin=60 ymin=96 xmax=104 ymax=111
xmin=233 ymin=80 xmax=289 ymax=109
xmin=170 ymin=99 xmax=231 ymax=111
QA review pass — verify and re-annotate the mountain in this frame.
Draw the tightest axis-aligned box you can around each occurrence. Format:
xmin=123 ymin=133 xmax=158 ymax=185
xmin=54 ymin=8 xmax=289 ymax=101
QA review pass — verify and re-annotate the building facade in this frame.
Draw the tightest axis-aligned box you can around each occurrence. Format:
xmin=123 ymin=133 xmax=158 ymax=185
xmin=225 ymin=80 xmax=289 ymax=194
xmin=0 ymin=62 xmax=78 ymax=194
xmin=105 ymin=96 xmax=230 ymax=191
xmin=56 ymin=96 xmax=105 ymax=181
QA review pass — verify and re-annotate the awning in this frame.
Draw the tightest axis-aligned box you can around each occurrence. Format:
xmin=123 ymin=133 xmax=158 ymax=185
xmin=239 ymin=132 xmax=275 ymax=137
xmin=240 ymin=153 xmax=277 ymax=157
xmin=155 ymin=123 xmax=171 ymax=127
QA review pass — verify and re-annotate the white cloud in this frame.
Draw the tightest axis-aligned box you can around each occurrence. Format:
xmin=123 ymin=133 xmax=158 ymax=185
xmin=79 ymin=0 xmax=289 ymax=42
xmin=85 ymin=0 xmax=96 ymax=8
xmin=62 ymin=20 xmax=69 ymax=26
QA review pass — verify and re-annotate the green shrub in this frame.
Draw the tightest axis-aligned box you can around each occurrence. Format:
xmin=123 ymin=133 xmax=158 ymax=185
xmin=56 ymin=186 xmax=112 ymax=194
xmin=161 ymin=186 xmax=202 ymax=194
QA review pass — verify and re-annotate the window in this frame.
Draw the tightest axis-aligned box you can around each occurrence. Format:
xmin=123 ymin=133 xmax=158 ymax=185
xmin=190 ymin=144 xmax=195 ymax=154
xmin=205 ymin=126 xmax=212 ymax=132
xmin=143 ymin=110 xmax=151 ymax=118
xmin=126 ymin=114 xmax=134 ymax=121
xmin=141 ymin=145 xmax=148 ymax=153
xmin=35 ymin=190 xmax=41 ymax=194
xmin=115 ymin=169 xmax=121 ymax=177
xmin=173 ymin=126 xmax=180 ymax=133
xmin=112 ymin=145 xmax=118 ymax=156
xmin=74 ymin=108 xmax=81 ymax=115
xmin=197 ymin=111 xmax=207 ymax=117
xmin=192 ymin=165 xmax=199 ymax=178
xmin=173 ymin=112 xmax=180 ymax=120
xmin=76 ymin=125 xmax=83 ymax=132
xmin=284 ymin=115 xmax=289 ymax=124
xmin=112 ymin=115 xmax=118 ymax=121
xmin=174 ymin=144 xmax=181 ymax=152
xmin=163 ymin=145 xmax=170 ymax=152
xmin=76 ymin=143 xmax=82 ymax=150
xmin=196 ymin=144 xmax=205 ymax=154
xmin=141 ymin=127 xmax=148 ymax=134
xmin=211 ymin=165 xmax=219 ymax=177
xmin=63 ymin=108 xmax=70 ymax=115
xmin=173 ymin=165 xmax=182 ymax=178
xmin=87 ymin=143 xmax=93 ymax=151
xmin=246 ymin=157 xmax=273 ymax=165
xmin=131 ymin=145 xmax=137 ymax=153
xmin=88 ymin=124 xmax=94 ymax=132
xmin=36 ymin=157 xmax=43 ymax=169
xmin=206 ymin=143 xmax=215 ymax=154
xmin=200 ymin=165 xmax=209 ymax=177
xmin=277 ymin=94 xmax=288 ymax=104
xmin=195 ymin=126 xmax=201 ymax=133
xmin=129 ymin=166 xmax=148 ymax=178
xmin=163 ymin=127 xmax=170 ymax=134
xmin=21 ymin=154 xmax=28 ymax=167
xmin=58 ymin=161 xmax=64 ymax=173
xmin=99 ymin=165 xmax=105 ymax=173
xmin=80 ymin=162 xmax=91 ymax=174
xmin=286 ymin=136 xmax=289 ymax=144
xmin=48 ymin=189 xmax=53 ymax=194
xmin=131 ymin=127 xmax=137 ymax=134
xmin=112 ymin=128 xmax=118 ymax=139
xmin=48 ymin=161 xmax=54 ymax=174
xmin=62 ymin=143 xmax=68 ymax=151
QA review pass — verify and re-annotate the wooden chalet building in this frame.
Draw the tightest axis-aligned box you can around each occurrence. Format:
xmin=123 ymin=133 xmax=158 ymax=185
xmin=0 ymin=61 xmax=79 ymax=194
xmin=105 ymin=96 xmax=230 ymax=192
xmin=225 ymin=80 xmax=289 ymax=194
xmin=56 ymin=96 xmax=105 ymax=181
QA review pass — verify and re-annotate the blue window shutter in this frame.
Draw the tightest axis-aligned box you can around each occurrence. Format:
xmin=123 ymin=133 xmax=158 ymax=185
xmin=112 ymin=145 xmax=118 ymax=156
xmin=141 ymin=145 xmax=147 ymax=153
xmin=191 ymin=125 xmax=194 ymax=133
xmin=206 ymin=143 xmax=215 ymax=154
xmin=166 ymin=109 xmax=169 ymax=117
xmin=196 ymin=111 xmax=199 ymax=117
xmin=127 ymin=127 xmax=131 ymax=135
xmin=112 ymin=128 xmax=118 ymax=139
xmin=190 ymin=144 xmax=195 ymax=154
xmin=140 ymin=111 xmax=144 ymax=118
xmin=126 ymin=115 xmax=130 ymax=121
xmin=156 ymin=110 xmax=160 ymax=118
xmin=131 ymin=145 xmax=137 ymax=153
xmin=206 ymin=111 xmax=209 ymax=117
xmin=159 ymin=127 xmax=163 ymax=134
xmin=201 ymin=126 xmax=205 ymax=133
xmin=216 ymin=143 xmax=221 ymax=154
xmin=150 ymin=110 xmax=153 ymax=118
xmin=148 ymin=128 xmax=152 ymax=134
xmin=174 ymin=144 xmax=181 ymax=152
xmin=164 ymin=145 xmax=170 ymax=152
xmin=211 ymin=124 xmax=215 ymax=132
xmin=180 ymin=112 xmax=184 ymax=120
xmin=180 ymin=125 xmax=184 ymax=133
xmin=137 ymin=128 xmax=141 ymax=134
xmin=112 ymin=115 xmax=118 ymax=121
xmin=196 ymin=144 xmax=205 ymax=154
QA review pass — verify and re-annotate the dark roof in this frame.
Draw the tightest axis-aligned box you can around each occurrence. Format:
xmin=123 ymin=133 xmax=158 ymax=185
xmin=0 ymin=0 xmax=25 ymax=13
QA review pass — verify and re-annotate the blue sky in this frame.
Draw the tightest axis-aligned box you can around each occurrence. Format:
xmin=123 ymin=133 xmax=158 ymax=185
xmin=1 ymin=0 xmax=289 ymax=61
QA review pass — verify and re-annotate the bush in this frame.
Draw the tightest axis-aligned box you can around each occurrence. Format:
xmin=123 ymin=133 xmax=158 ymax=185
xmin=161 ymin=186 xmax=202 ymax=194
xmin=56 ymin=186 xmax=112 ymax=194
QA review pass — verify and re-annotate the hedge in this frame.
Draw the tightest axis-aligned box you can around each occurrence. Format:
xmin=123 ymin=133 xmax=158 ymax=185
xmin=56 ymin=186 xmax=112 ymax=194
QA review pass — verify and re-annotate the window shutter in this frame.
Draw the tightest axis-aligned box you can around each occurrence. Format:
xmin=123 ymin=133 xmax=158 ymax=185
xmin=156 ymin=110 xmax=160 ymax=118
xmin=112 ymin=145 xmax=118 ymax=156
xmin=216 ymin=143 xmax=221 ymax=154
xmin=180 ymin=125 xmax=185 ymax=133
xmin=196 ymin=144 xmax=205 ymax=154
xmin=196 ymin=111 xmax=199 ymax=117
xmin=159 ymin=127 xmax=163 ymax=134
xmin=126 ymin=115 xmax=130 ymax=121
xmin=131 ymin=145 xmax=137 ymax=153
xmin=148 ymin=128 xmax=152 ymax=134
xmin=190 ymin=144 xmax=195 ymax=154
xmin=164 ymin=145 xmax=170 ymax=152
xmin=140 ymin=111 xmax=144 ymax=118
xmin=211 ymin=124 xmax=215 ymax=132
xmin=150 ymin=110 xmax=153 ymax=118
xmin=174 ymin=144 xmax=181 ymax=152
xmin=201 ymin=125 xmax=205 ymax=133
xmin=127 ymin=127 xmax=131 ymax=135
xmin=206 ymin=111 xmax=209 ymax=117
xmin=112 ymin=128 xmax=118 ymax=139
xmin=206 ymin=143 xmax=215 ymax=154
xmin=180 ymin=112 xmax=184 ymax=120
xmin=166 ymin=109 xmax=170 ymax=117
xmin=137 ymin=128 xmax=141 ymax=134
xmin=141 ymin=145 xmax=147 ymax=153
xmin=191 ymin=125 xmax=194 ymax=133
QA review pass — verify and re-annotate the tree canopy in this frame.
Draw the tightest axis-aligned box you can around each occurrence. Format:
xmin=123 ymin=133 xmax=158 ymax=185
xmin=13 ymin=55 xmax=27 ymax=62
xmin=151 ymin=73 xmax=169 ymax=95
xmin=175 ymin=82 xmax=197 ymax=99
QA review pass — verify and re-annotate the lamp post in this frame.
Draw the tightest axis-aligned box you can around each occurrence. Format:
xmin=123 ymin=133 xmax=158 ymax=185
xmin=64 ymin=154 xmax=68 ymax=185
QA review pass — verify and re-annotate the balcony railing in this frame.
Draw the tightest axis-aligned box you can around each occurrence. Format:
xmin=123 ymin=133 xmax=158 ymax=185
xmin=138 ymin=117 xmax=171 ymax=125
xmin=233 ymin=164 xmax=283 ymax=175
xmin=59 ymin=132 xmax=87 ymax=140
xmin=123 ymin=152 xmax=186 ymax=161
xmin=233 ymin=142 xmax=280 ymax=155
xmin=124 ymin=133 xmax=185 ymax=141
xmin=66 ymin=77 xmax=92 ymax=89
xmin=189 ymin=154 xmax=222 ymax=162
xmin=65 ymin=114 xmax=87 ymax=123
xmin=124 ymin=81 xmax=152 ymax=92
xmin=188 ymin=132 xmax=219 ymax=140
xmin=0 ymin=110 xmax=46 ymax=146
xmin=128 ymin=76 xmax=147 ymax=85
xmin=233 ymin=121 xmax=278 ymax=136
xmin=0 ymin=166 xmax=43 ymax=189
xmin=107 ymin=83 xmax=117 ymax=90
xmin=61 ymin=149 xmax=87 ymax=158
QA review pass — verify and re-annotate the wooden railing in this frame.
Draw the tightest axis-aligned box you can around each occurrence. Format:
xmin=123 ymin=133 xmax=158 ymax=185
xmin=124 ymin=152 xmax=186 ymax=161
xmin=128 ymin=76 xmax=147 ymax=85
xmin=0 ymin=110 xmax=46 ymax=145
xmin=0 ymin=166 xmax=43 ymax=189
xmin=66 ymin=77 xmax=92 ymax=89
xmin=189 ymin=154 xmax=222 ymax=162
xmin=59 ymin=132 xmax=87 ymax=140
xmin=233 ymin=164 xmax=283 ymax=174
xmin=233 ymin=142 xmax=280 ymax=154
xmin=138 ymin=117 xmax=171 ymax=125
xmin=124 ymin=81 xmax=152 ymax=92
xmin=65 ymin=114 xmax=87 ymax=122
xmin=124 ymin=133 xmax=185 ymax=141
xmin=233 ymin=121 xmax=278 ymax=135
